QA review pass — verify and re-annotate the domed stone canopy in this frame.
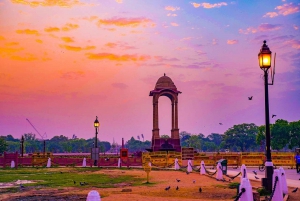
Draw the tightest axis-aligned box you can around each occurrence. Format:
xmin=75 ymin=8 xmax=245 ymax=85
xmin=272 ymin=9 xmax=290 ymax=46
xmin=155 ymin=74 xmax=177 ymax=90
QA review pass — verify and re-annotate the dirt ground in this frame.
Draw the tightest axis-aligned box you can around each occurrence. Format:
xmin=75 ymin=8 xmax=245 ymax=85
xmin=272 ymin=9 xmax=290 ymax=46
xmin=0 ymin=168 xmax=299 ymax=201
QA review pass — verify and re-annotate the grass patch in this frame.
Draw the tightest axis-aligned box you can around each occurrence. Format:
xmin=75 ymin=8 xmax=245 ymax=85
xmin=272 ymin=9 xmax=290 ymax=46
xmin=257 ymin=187 xmax=271 ymax=196
xmin=0 ymin=167 xmax=143 ymax=189
xmin=228 ymin=182 xmax=240 ymax=189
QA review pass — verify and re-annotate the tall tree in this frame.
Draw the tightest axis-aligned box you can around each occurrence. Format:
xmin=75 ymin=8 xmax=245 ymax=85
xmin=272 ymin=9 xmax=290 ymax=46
xmin=0 ymin=137 xmax=8 ymax=153
xmin=288 ymin=120 xmax=300 ymax=150
xmin=223 ymin=123 xmax=258 ymax=152
xmin=186 ymin=135 xmax=202 ymax=151
xmin=271 ymin=119 xmax=290 ymax=150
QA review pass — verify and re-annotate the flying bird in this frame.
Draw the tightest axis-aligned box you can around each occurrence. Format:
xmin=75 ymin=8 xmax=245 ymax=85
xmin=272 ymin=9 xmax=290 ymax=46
xmin=219 ymin=123 xmax=223 ymax=125
xmin=248 ymin=96 xmax=253 ymax=100
xmin=255 ymin=176 xmax=259 ymax=179
xmin=253 ymin=170 xmax=257 ymax=175
xmin=176 ymin=186 xmax=179 ymax=190
xmin=176 ymin=179 xmax=180 ymax=182
xmin=199 ymin=187 xmax=202 ymax=193
xmin=292 ymin=187 xmax=298 ymax=193
xmin=165 ymin=186 xmax=171 ymax=191
xmin=272 ymin=114 xmax=277 ymax=118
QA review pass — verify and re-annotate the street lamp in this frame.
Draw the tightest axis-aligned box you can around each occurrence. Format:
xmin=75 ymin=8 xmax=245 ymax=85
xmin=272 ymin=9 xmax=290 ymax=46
xmin=93 ymin=116 xmax=100 ymax=166
xmin=258 ymin=40 xmax=274 ymax=192
xmin=21 ymin=135 xmax=24 ymax=157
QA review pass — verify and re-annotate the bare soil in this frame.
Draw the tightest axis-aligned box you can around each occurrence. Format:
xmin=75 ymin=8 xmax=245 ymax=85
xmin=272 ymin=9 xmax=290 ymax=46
xmin=0 ymin=168 xmax=299 ymax=201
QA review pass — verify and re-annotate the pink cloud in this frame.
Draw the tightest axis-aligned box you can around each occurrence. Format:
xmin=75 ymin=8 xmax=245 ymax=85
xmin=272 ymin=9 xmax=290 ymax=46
xmin=60 ymin=71 xmax=85 ymax=80
xmin=86 ymin=53 xmax=151 ymax=61
xmin=284 ymin=39 xmax=300 ymax=49
xmin=97 ymin=17 xmax=154 ymax=27
xmin=227 ymin=40 xmax=238 ymax=45
xmin=171 ymin=22 xmax=179 ymax=26
xmin=191 ymin=2 xmax=227 ymax=9
xmin=276 ymin=3 xmax=300 ymax=16
xmin=165 ymin=6 xmax=180 ymax=11
xmin=263 ymin=3 xmax=300 ymax=18
xmin=239 ymin=23 xmax=282 ymax=34
xmin=10 ymin=0 xmax=86 ymax=7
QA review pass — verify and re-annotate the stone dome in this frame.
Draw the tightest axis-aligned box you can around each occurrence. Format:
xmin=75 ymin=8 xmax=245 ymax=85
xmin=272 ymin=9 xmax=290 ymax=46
xmin=155 ymin=74 xmax=177 ymax=90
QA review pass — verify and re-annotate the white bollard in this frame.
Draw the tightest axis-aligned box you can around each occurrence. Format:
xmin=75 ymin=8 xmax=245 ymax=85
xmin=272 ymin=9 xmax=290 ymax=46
xmin=216 ymin=162 xmax=223 ymax=180
xmin=46 ymin=158 xmax=51 ymax=168
xmin=86 ymin=190 xmax=101 ymax=201
xmin=200 ymin=161 xmax=206 ymax=175
xmin=118 ymin=158 xmax=121 ymax=168
xmin=279 ymin=167 xmax=288 ymax=194
xmin=272 ymin=169 xmax=283 ymax=201
xmin=174 ymin=158 xmax=180 ymax=170
xmin=82 ymin=158 xmax=87 ymax=167
xmin=11 ymin=160 xmax=15 ymax=168
xmin=240 ymin=164 xmax=248 ymax=182
xmin=239 ymin=178 xmax=253 ymax=201
xmin=148 ymin=162 xmax=151 ymax=167
xmin=187 ymin=160 xmax=192 ymax=172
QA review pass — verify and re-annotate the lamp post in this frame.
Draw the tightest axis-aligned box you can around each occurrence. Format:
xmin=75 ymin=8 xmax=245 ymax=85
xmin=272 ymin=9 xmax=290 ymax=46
xmin=258 ymin=40 xmax=273 ymax=192
xmin=21 ymin=135 xmax=24 ymax=157
xmin=93 ymin=116 xmax=100 ymax=166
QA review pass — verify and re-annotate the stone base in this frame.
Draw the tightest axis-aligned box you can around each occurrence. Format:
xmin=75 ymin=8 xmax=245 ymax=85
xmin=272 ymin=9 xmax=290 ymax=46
xmin=150 ymin=138 xmax=181 ymax=152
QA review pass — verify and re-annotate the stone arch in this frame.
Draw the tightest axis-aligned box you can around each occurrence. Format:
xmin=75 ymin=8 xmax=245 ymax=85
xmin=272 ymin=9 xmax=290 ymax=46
xmin=148 ymin=74 xmax=181 ymax=152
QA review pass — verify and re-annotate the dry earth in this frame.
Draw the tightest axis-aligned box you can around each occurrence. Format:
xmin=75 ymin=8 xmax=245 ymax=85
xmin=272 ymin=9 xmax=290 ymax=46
xmin=0 ymin=168 xmax=299 ymax=201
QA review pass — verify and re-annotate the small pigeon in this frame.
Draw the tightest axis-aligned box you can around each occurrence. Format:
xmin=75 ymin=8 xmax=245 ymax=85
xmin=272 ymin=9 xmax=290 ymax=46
xmin=248 ymin=96 xmax=253 ymax=100
xmin=199 ymin=187 xmax=202 ymax=193
xmin=60 ymin=171 xmax=63 ymax=174
xmin=176 ymin=179 xmax=180 ymax=182
xmin=292 ymin=187 xmax=298 ymax=193
xmin=255 ymin=176 xmax=259 ymax=179
xmin=193 ymin=180 xmax=195 ymax=184
xmin=80 ymin=182 xmax=85 ymax=186
xmin=186 ymin=172 xmax=190 ymax=175
xmin=272 ymin=114 xmax=276 ymax=118
xmin=20 ymin=184 xmax=25 ymax=189
xmin=176 ymin=186 xmax=179 ymax=190
xmin=73 ymin=180 xmax=76 ymax=184
xmin=253 ymin=170 xmax=257 ymax=175
xmin=165 ymin=186 xmax=171 ymax=191
xmin=219 ymin=123 xmax=223 ymax=125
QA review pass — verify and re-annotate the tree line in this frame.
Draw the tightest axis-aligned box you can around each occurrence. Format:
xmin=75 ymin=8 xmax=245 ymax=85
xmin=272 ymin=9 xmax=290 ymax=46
xmin=0 ymin=119 xmax=299 ymax=154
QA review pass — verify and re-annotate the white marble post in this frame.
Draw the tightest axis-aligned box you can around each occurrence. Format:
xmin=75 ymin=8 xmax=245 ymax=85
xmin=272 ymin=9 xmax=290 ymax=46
xmin=279 ymin=167 xmax=288 ymax=195
xmin=216 ymin=162 xmax=223 ymax=180
xmin=239 ymin=178 xmax=253 ymax=201
xmin=46 ymin=158 xmax=51 ymax=168
xmin=240 ymin=164 xmax=248 ymax=182
xmin=200 ymin=161 xmax=206 ymax=175
xmin=174 ymin=158 xmax=179 ymax=170
xmin=86 ymin=190 xmax=101 ymax=201
xmin=11 ymin=160 xmax=15 ymax=168
xmin=82 ymin=158 xmax=86 ymax=167
xmin=187 ymin=160 xmax=192 ymax=172
xmin=272 ymin=169 xmax=283 ymax=201
xmin=118 ymin=158 xmax=121 ymax=168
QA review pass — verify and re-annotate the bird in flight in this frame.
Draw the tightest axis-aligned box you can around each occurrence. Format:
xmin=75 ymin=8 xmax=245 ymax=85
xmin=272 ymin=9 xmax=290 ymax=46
xmin=255 ymin=176 xmax=259 ymax=179
xmin=272 ymin=114 xmax=277 ymax=118
xmin=176 ymin=186 xmax=179 ymax=190
xmin=292 ymin=187 xmax=298 ymax=193
xmin=248 ymin=96 xmax=253 ymax=100
xmin=253 ymin=170 xmax=257 ymax=175
xmin=219 ymin=123 xmax=223 ymax=125
xmin=165 ymin=186 xmax=171 ymax=191
xmin=176 ymin=179 xmax=180 ymax=182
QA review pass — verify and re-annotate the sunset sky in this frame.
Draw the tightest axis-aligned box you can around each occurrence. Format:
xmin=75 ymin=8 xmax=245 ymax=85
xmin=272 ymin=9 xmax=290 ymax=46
xmin=0 ymin=0 xmax=299 ymax=144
